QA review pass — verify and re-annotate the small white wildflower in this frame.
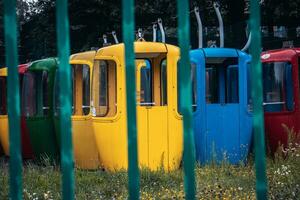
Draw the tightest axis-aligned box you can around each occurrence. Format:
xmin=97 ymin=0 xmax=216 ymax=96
xmin=238 ymin=187 xmax=243 ymax=191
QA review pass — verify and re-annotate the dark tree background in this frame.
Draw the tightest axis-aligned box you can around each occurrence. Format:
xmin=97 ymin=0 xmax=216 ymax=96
xmin=0 ymin=0 xmax=300 ymax=66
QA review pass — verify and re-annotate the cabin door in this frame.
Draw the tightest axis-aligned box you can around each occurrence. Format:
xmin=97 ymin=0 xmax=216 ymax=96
xmin=262 ymin=61 xmax=295 ymax=152
xmin=204 ymin=57 xmax=240 ymax=163
xmin=136 ymin=58 xmax=168 ymax=170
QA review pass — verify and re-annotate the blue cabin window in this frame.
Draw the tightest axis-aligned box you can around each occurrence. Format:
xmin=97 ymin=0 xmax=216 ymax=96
xmin=205 ymin=57 xmax=239 ymax=104
xmin=263 ymin=62 xmax=294 ymax=112
xmin=0 ymin=77 xmax=7 ymax=115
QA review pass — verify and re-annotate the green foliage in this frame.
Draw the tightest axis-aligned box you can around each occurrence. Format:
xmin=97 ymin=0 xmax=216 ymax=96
xmin=1 ymin=0 xmax=300 ymax=66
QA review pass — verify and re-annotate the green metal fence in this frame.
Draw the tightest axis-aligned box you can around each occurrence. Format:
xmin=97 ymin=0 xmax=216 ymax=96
xmin=4 ymin=1 xmax=22 ymax=199
xmin=3 ymin=0 xmax=267 ymax=199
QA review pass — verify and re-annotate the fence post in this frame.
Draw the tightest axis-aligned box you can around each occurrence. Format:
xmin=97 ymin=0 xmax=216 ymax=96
xmin=55 ymin=1 xmax=75 ymax=199
xmin=249 ymin=0 xmax=268 ymax=199
xmin=176 ymin=0 xmax=196 ymax=199
xmin=122 ymin=0 xmax=140 ymax=199
xmin=3 ymin=0 xmax=22 ymax=199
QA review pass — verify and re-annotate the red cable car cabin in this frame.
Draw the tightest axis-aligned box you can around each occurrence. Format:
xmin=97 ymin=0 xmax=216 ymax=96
xmin=261 ymin=48 xmax=300 ymax=153
xmin=0 ymin=64 xmax=34 ymax=159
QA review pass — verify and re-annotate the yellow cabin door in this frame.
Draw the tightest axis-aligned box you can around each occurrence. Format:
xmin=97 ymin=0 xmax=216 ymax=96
xmin=136 ymin=61 xmax=149 ymax=168
xmin=71 ymin=64 xmax=99 ymax=169
xmin=136 ymin=59 xmax=168 ymax=170
xmin=148 ymin=59 xmax=168 ymax=170
xmin=148 ymin=107 xmax=168 ymax=170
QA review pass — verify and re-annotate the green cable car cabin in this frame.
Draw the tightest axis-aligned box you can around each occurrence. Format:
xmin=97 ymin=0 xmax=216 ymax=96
xmin=22 ymin=58 xmax=59 ymax=160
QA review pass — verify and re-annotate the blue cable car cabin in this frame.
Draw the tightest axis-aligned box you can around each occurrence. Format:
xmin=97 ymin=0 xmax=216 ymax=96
xmin=188 ymin=48 xmax=252 ymax=164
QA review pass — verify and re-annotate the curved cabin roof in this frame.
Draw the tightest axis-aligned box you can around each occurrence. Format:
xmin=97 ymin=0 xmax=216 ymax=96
xmin=29 ymin=58 xmax=58 ymax=72
xmin=189 ymin=48 xmax=251 ymax=69
xmin=261 ymin=48 xmax=300 ymax=62
xmin=95 ymin=42 xmax=179 ymax=61
xmin=70 ymin=50 xmax=96 ymax=64
xmin=190 ymin=48 xmax=251 ymax=59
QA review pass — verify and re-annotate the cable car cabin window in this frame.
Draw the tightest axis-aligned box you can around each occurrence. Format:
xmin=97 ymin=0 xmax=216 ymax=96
xmin=298 ymin=57 xmax=300 ymax=99
xmin=72 ymin=67 xmax=75 ymax=114
xmin=205 ymin=57 xmax=239 ymax=104
xmin=0 ymin=77 xmax=7 ymax=115
xmin=82 ymin=66 xmax=90 ymax=115
xmin=191 ymin=62 xmax=197 ymax=112
xmin=70 ymin=64 xmax=90 ymax=116
xmin=22 ymin=72 xmax=36 ymax=117
xmin=177 ymin=62 xmax=197 ymax=113
xmin=247 ymin=63 xmax=253 ymax=112
xmin=191 ymin=63 xmax=197 ymax=111
xmin=136 ymin=56 xmax=167 ymax=107
xmin=54 ymin=71 xmax=60 ymax=116
xmin=92 ymin=60 xmax=117 ymax=117
xmin=23 ymin=71 xmax=49 ymax=117
xmin=263 ymin=62 xmax=294 ymax=112
xmin=161 ymin=59 xmax=167 ymax=106
xmin=42 ymin=71 xmax=49 ymax=116
xmin=137 ymin=59 xmax=152 ymax=105
xmin=19 ymin=74 xmax=24 ymax=101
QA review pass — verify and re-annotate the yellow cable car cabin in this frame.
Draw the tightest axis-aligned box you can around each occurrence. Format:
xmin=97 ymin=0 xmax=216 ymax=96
xmin=0 ymin=68 xmax=8 ymax=155
xmin=91 ymin=42 xmax=183 ymax=171
xmin=54 ymin=51 xmax=100 ymax=169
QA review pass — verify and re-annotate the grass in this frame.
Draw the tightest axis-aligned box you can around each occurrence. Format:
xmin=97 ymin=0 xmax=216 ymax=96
xmin=1 ymin=130 xmax=300 ymax=199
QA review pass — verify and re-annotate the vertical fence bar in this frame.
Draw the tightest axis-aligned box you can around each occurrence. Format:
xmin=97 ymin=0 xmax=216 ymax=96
xmin=249 ymin=0 xmax=268 ymax=199
xmin=3 ymin=0 xmax=22 ymax=199
xmin=122 ymin=0 xmax=140 ymax=199
xmin=55 ymin=1 xmax=75 ymax=199
xmin=176 ymin=0 xmax=196 ymax=199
